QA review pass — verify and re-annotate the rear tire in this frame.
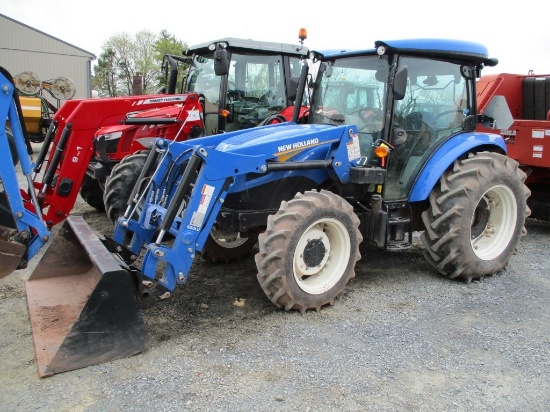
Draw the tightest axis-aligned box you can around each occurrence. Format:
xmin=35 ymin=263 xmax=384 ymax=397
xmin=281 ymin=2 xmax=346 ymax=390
xmin=255 ymin=190 xmax=362 ymax=313
xmin=79 ymin=175 xmax=106 ymax=212
xmin=421 ymin=151 xmax=530 ymax=281
xmin=104 ymin=152 xmax=148 ymax=222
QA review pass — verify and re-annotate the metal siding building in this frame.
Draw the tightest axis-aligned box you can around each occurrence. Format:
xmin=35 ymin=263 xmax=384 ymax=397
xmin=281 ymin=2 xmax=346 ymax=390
xmin=0 ymin=13 xmax=96 ymax=103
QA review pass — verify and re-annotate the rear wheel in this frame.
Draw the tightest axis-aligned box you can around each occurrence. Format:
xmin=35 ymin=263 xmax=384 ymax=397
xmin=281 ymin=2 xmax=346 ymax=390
xmin=104 ymin=152 xmax=148 ymax=222
xmin=79 ymin=175 xmax=106 ymax=212
xmin=255 ymin=190 xmax=362 ymax=313
xmin=420 ymin=151 xmax=530 ymax=281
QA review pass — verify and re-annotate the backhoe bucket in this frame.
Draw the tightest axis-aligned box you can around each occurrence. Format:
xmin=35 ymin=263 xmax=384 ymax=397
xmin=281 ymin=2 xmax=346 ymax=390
xmin=25 ymin=215 xmax=149 ymax=378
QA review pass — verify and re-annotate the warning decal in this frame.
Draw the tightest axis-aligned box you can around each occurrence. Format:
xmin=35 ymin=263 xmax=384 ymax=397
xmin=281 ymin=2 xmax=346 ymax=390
xmin=189 ymin=184 xmax=215 ymax=228
xmin=346 ymin=133 xmax=361 ymax=161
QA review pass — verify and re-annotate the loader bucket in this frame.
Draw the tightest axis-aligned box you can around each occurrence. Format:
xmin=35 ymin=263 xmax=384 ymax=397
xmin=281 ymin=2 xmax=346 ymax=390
xmin=0 ymin=226 xmax=27 ymax=279
xmin=0 ymin=235 xmax=26 ymax=279
xmin=25 ymin=215 xmax=149 ymax=378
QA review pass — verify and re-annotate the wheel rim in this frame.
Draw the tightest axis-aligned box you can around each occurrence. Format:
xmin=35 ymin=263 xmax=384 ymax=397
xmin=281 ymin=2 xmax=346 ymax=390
xmin=293 ymin=218 xmax=351 ymax=295
xmin=210 ymin=227 xmax=249 ymax=249
xmin=470 ymin=185 xmax=517 ymax=260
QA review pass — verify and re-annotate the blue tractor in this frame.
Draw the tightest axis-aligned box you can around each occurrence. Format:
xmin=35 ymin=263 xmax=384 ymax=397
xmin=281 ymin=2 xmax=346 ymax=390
xmin=113 ymin=38 xmax=530 ymax=311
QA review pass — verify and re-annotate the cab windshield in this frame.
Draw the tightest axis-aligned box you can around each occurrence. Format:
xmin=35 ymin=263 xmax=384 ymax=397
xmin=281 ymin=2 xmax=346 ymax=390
xmin=187 ymin=51 xmax=304 ymax=133
xmin=311 ymin=54 xmax=473 ymax=201
xmin=310 ymin=55 xmax=389 ymax=157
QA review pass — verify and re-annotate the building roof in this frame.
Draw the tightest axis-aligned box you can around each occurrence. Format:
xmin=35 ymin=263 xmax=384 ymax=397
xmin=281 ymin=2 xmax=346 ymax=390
xmin=0 ymin=13 xmax=96 ymax=59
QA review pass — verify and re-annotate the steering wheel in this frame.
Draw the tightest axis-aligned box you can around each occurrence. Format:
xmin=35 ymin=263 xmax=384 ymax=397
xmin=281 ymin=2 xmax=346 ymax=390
xmin=346 ymin=107 xmax=384 ymax=131
xmin=227 ymin=81 xmax=245 ymax=101
xmin=259 ymin=114 xmax=287 ymax=126
xmin=429 ymin=109 xmax=463 ymax=127
xmin=345 ymin=107 xmax=381 ymax=118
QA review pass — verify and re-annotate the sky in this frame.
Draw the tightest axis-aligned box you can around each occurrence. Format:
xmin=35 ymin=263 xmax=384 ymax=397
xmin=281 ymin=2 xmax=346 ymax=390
xmin=3 ymin=0 xmax=549 ymax=76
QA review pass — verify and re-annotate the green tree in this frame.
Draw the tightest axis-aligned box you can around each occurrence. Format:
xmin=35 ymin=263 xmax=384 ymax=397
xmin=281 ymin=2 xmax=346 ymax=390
xmin=154 ymin=30 xmax=188 ymax=93
xmin=92 ymin=30 xmax=187 ymax=97
xmin=92 ymin=48 xmax=118 ymax=97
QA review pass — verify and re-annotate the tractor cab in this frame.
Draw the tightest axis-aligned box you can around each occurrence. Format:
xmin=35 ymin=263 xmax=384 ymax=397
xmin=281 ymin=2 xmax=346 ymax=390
xmin=184 ymin=37 xmax=308 ymax=134
xmin=307 ymin=41 xmax=491 ymax=203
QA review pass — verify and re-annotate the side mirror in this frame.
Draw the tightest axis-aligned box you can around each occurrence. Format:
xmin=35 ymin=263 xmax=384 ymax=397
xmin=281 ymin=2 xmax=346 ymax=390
xmin=288 ymin=76 xmax=299 ymax=101
xmin=393 ymin=65 xmax=408 ymax=101
xmin=463 ymin=114 xmax=477 ymax=132
xmin=214 ymin=48 xmax=230 ymax=76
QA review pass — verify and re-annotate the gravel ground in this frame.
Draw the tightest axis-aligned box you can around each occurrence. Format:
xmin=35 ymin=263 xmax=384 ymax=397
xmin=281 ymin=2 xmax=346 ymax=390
xmin=1 ymin=195 xmax=549 ymax=411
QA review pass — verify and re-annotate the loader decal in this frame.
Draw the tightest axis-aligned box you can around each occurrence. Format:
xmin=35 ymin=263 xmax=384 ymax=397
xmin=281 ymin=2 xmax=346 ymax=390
xmin=189 ymin=184 xmax=215 ymax=229
xmin=187 ymin=109 xmax=201 ymax=121
xmin=143 ymin=96 xmax=188 ymax=104
xmin=346 ymin=133 xmax=361 ymax=161
xmin=275 ymin=138 xmax=338 ymax=162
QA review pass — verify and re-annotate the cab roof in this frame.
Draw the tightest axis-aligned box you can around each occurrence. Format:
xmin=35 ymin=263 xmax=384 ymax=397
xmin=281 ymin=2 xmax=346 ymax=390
xmin=315 ymin=38 xmax=498 ymax=67
xmin=186 ymin=37 xmax=308 ymax=57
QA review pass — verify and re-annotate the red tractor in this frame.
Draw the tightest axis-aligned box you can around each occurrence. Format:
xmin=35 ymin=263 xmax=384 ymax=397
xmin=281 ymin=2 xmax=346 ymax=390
xmin=29 ymin=37 xmax=309 ymax=229
xmin=477 ymin=72 xmax=550 ymax=221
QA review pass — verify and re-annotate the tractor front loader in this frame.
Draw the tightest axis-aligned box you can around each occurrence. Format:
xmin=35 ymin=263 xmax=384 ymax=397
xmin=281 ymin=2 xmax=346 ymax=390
xmin=0 ymin=66 xmax=148 ymax=377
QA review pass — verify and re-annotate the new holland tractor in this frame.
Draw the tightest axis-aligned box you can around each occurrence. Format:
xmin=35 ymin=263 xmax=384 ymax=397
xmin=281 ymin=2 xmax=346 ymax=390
xmin=109 ymin=39 xmax=530 ymax=313
xmin=0 ymin=38 xmax=530 ymax=378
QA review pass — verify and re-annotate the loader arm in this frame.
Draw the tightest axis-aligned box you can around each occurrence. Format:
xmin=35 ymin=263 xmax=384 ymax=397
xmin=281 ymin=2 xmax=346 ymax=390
xmin=30 ymin=94 xmax=201 ymax=228
xmin=0 ymin=67 xmax=51 ymax=276
xmin=115 ymin=141 xmax=271 ymax=294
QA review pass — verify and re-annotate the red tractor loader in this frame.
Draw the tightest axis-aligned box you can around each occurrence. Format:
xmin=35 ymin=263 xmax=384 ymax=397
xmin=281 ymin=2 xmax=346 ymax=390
xmin=31 ymin=37 xmax=308 ymax=229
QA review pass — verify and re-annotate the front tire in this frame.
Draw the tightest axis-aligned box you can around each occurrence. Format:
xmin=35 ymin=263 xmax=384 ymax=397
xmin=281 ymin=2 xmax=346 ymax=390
xmin=255 ymin=190 xmax=362 ymax=313
xmin=200 ymin=228 xmax=259 ymax=263
xmin=79 ymin=174 xmax=106 ymax=212
xmin=421 ymin=151 xmax=530 ymax=281
xmin=104 ymin=152 xmax=148 ymax=222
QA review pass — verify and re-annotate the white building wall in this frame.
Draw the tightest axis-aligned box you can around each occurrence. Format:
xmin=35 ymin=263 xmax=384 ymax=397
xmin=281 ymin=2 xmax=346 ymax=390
xmin=0 ymin=13 xmax=96 ymax=105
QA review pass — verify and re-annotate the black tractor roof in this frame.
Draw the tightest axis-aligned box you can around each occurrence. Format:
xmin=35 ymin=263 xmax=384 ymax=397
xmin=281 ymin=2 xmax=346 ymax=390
xmin=185 ymin=37 xmax=308 ymax=57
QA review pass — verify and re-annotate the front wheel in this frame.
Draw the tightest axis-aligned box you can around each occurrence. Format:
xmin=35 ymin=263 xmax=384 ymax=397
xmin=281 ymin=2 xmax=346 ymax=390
xmin=104 ymin=152 xmax=149 ymax=222
xmin=255 ymin=190 xmax=362 ymax=313
xmin=200 ymin=228 xmax=259 ymax=263
xmin=421 ymin=151 xmax=530 ymax=281
xmin=79 ymin=174 xmax=106 ymax=212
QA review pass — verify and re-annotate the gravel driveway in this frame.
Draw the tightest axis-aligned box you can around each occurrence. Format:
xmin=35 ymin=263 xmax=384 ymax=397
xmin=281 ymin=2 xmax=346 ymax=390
xmin=0 ymin=199 xmax=548 ymax=411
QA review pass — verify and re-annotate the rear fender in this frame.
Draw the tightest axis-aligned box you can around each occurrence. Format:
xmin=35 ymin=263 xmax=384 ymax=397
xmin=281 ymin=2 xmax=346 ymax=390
xmin=408 ymin=131 xmax=507 ymax=202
